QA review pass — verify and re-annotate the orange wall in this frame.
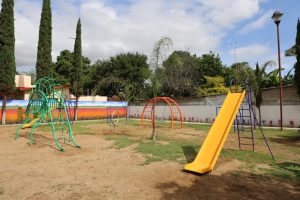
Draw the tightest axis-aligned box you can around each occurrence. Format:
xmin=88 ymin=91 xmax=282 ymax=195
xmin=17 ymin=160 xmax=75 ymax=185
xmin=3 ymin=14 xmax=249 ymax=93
xmin=0 ymin=107 xmax=127 ymax=124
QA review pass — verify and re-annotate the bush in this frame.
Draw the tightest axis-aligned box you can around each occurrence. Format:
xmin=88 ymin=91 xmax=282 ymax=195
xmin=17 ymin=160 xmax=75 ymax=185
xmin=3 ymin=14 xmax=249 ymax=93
xmin=196 ymin=76 xmax=229 ymax=97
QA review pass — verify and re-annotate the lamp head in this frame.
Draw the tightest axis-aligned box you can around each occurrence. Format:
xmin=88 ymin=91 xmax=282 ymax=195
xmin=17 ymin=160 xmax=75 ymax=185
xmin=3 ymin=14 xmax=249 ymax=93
xmin=271 ymin=11 xmax=283 ymax=24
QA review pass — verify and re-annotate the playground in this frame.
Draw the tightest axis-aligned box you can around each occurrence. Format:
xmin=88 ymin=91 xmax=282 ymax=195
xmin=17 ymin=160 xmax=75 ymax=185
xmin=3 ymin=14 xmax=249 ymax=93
xmin=0 ymin=120 xmax=299 ymax=199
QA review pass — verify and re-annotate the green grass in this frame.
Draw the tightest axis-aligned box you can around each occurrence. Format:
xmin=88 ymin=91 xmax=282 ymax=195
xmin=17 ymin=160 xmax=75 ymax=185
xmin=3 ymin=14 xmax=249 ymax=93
xmin=105 ymin=135 xmax=137 ymax=149
xmin=221 ymin=149 xmax=274 ymax=164
xmin=35 ymin=120 xmax=103 ymax=134
xmin=182 ymin=123 xmax=212 ymax=132
xmin=220 ymin=148 xmax=300 ymax=182
xmin=135 ymin=140 xmax=199 ymax=164
xmin=104 ymin=131 xmax=300 ymax=182
xmin=260 ymin=162 xmax=300 ymax=182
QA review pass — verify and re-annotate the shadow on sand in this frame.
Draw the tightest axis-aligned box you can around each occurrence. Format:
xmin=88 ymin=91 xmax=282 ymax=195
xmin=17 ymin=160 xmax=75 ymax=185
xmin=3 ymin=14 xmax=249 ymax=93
xmin=156 ymin=171 xmax=300 ymax=200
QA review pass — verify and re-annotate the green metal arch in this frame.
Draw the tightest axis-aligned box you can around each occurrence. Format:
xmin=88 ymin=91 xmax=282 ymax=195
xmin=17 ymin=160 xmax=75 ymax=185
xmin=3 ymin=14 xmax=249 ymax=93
xmin=16 ymin=77 xmax=80 ymax=151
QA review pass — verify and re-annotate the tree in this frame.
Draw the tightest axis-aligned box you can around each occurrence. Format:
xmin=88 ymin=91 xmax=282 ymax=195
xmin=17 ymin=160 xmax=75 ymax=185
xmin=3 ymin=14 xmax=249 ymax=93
xmin=92 ymin=76 xmax=126 ymax=97
xmin=36 ymin=0 xmax=52 ymax=80
xmin=295 ymin=19 xmax=300 ymax=97
xmin=54 ymin=49 xmax=91 ymax=94
xmin=263 ymin=68 xmax=285 ymax=88
xmin=196 ymin=76 xmax=229 ymax=97
xmin=150 ymin=36 xmax=173 ymax=95
xmin=71 ymin=19 xmax=83 ymax=121
xmin=285 ymin=45 xmax=296 ymax=57
xmin=149 ymin=36 xmax=173 ymax=140
xmin=230 ymin=62 xmax=256 ymax=88
xmin=197 ymin=51 xmax=223 ymax=77
xmin=54 ymin=50 xmax=73 ymax=85
xmin=254 ymin=61 xmax=276 ymax=124
xmin=161 ymin=51 xmax=202 ymax=97
xmin=283 ymin=68 xmax=294 ymax=86
xmin=0 ymin=0 xmax=16 ymax=124
xmin=91 ymin=53 xmax=150 ymax=100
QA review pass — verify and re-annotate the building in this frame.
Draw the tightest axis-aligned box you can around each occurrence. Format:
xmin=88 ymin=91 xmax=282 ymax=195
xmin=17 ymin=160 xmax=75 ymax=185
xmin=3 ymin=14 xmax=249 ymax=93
xmin=14 ymin=75 xmax=33 ymax=100
xmin=13 ymin=75 xmax=107 ymax=101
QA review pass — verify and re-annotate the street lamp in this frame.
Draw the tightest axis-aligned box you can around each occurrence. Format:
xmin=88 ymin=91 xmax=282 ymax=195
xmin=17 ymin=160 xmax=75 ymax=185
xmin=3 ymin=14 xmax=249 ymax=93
xmin=230 ymin=41 xmax=237 ymax=63
xmin=271 ymin=10 xmax=283 ymax=131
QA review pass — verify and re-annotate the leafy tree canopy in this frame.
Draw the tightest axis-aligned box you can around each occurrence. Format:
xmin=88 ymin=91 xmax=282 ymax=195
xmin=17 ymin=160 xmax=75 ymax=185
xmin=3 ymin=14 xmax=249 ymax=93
xmin=197 ymin=76 xmax=229 ymax=97
xmin=160 ymin=51 xmax=203 ymax=97
xmin=91 ymin=52 xmax=151 ymax=100
xmin=53 ymin=49 xmax=91 ymax=94
xmin=197 ymin=51 xmax=223 ymax=77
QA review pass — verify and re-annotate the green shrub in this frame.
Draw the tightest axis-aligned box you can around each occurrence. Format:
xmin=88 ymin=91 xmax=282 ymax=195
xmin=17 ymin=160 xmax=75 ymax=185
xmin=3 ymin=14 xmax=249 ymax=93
xmin=197 ymin=76 xmax=229 ymax=96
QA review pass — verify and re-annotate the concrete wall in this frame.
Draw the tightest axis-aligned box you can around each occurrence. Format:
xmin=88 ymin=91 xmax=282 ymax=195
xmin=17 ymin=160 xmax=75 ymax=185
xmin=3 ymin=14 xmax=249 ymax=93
xmin=261 ymin=85 xmax=300 ymax=105
xmin=77 ymin=96 xmax=107 ymax=102
xmin=129 ymin=104 xmax=300 ymax=128
xmin=129 ymin=85 xmax=300 ymax=127
xmin=260 ymin=105 xmax=300 ymax=127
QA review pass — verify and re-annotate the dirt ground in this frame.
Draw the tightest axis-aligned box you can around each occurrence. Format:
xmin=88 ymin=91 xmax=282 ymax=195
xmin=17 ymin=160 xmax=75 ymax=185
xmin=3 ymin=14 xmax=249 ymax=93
xmin=0 ymin=124 xmax=299 ymax=200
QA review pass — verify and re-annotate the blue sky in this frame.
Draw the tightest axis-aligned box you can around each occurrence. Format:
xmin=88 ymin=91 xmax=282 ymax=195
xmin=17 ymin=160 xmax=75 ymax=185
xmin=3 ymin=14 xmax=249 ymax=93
xmin=2 ymin=0 xmax=299 ymax=75
xmin=220 ymin=0 xmax=299 ymax=74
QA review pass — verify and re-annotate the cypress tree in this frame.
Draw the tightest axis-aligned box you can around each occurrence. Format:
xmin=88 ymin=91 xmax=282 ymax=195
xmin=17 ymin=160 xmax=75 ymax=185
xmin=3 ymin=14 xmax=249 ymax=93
xmin=0 ymin=0 xmax=16 ymax=97
xmin=36 ymin=0 xmax=52 ymax=80
xmin=295 ymin=19 xmax=300 ymax=97
xmin=0 ymin=0 xmax=15 ymax=124
xmin=71 ymin=18 xmax=83 ymax=121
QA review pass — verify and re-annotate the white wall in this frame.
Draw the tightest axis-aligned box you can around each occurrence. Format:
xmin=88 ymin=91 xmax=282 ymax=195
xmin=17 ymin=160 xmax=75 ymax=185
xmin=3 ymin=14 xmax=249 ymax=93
xmin=260 ymin=105 xmax=300 ymax=127
xmin=129 ymin=105 xmax=300 ymax=128
xmin=78 ymin=96 xmax=107 ymax=101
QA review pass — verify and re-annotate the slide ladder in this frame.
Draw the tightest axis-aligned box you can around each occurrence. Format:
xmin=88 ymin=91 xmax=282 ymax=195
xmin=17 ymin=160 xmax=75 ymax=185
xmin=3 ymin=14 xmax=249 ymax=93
xmin=239 ymin=87 xmax=274 ymax=159
xmin=237 ymin=91 xmax=255 ymax=151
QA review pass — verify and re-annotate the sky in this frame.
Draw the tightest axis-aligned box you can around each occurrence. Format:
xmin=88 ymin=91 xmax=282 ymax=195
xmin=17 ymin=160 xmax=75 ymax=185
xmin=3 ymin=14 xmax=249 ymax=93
xmin=1 ymin=0 xmax=299 ymax=75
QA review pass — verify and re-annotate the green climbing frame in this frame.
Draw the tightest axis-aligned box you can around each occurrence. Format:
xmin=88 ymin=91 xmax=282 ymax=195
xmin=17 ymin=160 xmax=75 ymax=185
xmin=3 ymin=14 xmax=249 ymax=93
xmin=16 ymin=77 xmax=80 ymax=151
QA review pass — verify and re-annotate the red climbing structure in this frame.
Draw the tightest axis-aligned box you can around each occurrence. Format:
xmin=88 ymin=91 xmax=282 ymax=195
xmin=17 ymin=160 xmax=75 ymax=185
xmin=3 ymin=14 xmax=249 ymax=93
xmin=140 ymin=97 xmax=183 ymax=129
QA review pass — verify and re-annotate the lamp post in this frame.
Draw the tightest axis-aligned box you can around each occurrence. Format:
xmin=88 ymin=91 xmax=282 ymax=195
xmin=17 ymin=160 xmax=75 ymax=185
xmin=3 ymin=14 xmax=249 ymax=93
xmin=230 ymin=41 xmax=237 ymax=64
xmin=271 ymin=11 xmax=283 ymax=131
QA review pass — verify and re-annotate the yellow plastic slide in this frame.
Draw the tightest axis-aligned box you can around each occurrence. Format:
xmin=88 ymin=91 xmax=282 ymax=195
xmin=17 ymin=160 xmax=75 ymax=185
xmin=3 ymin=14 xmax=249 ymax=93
xmin=184 ymin=91 xmax=245 ymax=174
xmin=22 ymin=117 xmax=40 ymax=129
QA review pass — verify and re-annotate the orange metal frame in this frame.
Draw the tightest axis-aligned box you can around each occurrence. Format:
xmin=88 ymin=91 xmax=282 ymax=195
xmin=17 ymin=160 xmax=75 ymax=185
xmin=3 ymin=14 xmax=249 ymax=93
xmin=140 ymin=96 xmax=183 ymax=129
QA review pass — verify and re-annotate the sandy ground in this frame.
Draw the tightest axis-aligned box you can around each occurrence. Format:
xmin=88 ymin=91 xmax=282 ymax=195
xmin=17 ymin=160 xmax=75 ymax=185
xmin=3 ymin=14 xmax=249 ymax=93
xmin=0 ymin=124 xmax=299 ymax=200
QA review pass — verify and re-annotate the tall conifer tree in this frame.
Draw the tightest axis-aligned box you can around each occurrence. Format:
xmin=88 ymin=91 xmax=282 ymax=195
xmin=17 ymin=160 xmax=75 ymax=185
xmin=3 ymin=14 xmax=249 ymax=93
xmin=0 ymin=0 xmax=16 ymax=125
xmin=36 ymin=0 xmax=52 ymax=80
xmin=71 ymin=18 xmax=83 ymax=121
xmin=295 ymin=19 xmax=300 ymax=97
xmin=0 ymin=0 xmax=16 ymax=97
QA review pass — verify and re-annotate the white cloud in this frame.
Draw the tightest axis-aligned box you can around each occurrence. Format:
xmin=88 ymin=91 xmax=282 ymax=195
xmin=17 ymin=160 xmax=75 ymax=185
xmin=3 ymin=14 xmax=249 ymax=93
xmin=12 ymin=0 xmax=264 ymax=70
xmin=239 ymin=9 xmax=273 ymax=34
xmin=229 ymin=43 xmax=270 ymax=63
xmin=199 ymin=0 xmax=260 ymax=28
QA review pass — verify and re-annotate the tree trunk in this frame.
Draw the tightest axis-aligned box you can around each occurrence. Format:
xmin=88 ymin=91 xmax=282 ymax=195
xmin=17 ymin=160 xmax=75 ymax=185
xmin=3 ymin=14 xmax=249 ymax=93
xmin=1 ymin=96 xmax=7 ymax=125
xmin=258 ymin=106 xmax=262 ymax=126
xmin=151 ymin=105 xmax=156 ymax=140
xmin=74 ymin=96 xmax=79 ymax=121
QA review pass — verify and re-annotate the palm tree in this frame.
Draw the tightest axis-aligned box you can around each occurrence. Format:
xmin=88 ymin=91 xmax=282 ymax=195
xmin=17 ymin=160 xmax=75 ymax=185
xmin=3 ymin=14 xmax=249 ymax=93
xmin=283 ymin=68 xmax=295 ymax=85
xmin=285 ymin=45 xmax=296 ymax=57
xmin=254 ymin=60 xmax=276 ymax=125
